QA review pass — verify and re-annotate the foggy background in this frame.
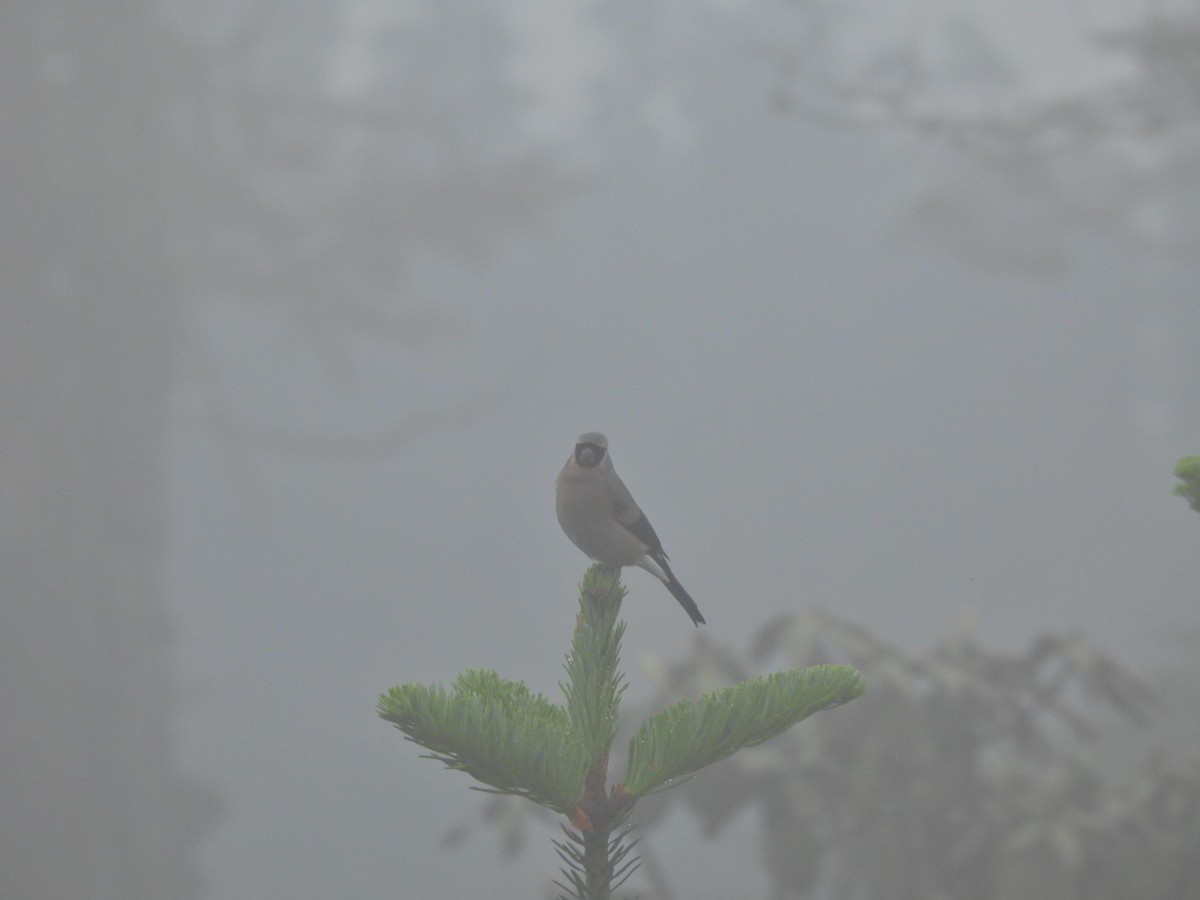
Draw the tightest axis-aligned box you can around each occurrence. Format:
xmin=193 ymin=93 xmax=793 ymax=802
xmin=4 ymin=1 xmax=1198 ymax=898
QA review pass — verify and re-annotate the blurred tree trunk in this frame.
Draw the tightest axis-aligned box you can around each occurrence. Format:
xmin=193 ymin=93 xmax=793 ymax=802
xmin=0 ymin=4 xmax=215 ymax=898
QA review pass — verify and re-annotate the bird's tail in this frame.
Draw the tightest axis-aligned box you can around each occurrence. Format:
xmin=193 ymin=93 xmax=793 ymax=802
xmin=666 ymin=575 xmax=705 ymax=626
xmin=636 ymin=553 xmax=706 ymax=625
xmin=656 ymin=557 xmax=706 ymax=626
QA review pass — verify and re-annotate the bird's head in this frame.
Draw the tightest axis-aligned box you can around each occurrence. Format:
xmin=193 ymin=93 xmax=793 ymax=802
xmin=574 ymin=432 xmax=608 ymax=468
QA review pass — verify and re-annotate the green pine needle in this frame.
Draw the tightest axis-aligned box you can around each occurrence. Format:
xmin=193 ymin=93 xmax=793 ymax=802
xmin=561 ymin=565 xmax=628 ymax=763
xmin=622 ymin=664 xmax=866 ymax=797
xmin=377 ymin=568 xmax=632 ymax=813
xmin=378 ymin=668 xmax=588 ymax=813
xmin=378 ymin=564 xmax=866 ymax=851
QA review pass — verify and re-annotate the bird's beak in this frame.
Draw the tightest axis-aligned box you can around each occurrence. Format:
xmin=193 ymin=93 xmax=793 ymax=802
xmin=576 ymin=445 xmax=598 ymax=466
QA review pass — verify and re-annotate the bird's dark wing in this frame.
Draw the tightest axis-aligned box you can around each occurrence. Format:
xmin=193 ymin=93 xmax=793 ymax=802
xmin=620 ymin=509 xmax=667 ymax=557
xmin=607 ymin=471 xmax=668 ymax=556
xmin=607 ymin=469 xmax=704 ymax=626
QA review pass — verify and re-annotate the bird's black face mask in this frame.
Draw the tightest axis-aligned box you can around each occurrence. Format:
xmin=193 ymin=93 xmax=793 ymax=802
xmin=575 ymin=442 xmax=607 ymax=467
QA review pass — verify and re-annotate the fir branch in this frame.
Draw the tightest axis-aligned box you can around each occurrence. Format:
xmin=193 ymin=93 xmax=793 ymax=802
xmin=379 ymin=566 xmax=865 ymax=898
xmin=378 ymin=669 xmax=587 ymax=812
xmin=561 ymin=566 xmax=628 ymax=765
xmin=622 ymin=664 xmax=866 ymax=796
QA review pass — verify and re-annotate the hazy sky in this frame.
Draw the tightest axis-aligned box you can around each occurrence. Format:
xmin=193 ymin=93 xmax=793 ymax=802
xmin=165 ymin=2 xmax=1200 ymax=897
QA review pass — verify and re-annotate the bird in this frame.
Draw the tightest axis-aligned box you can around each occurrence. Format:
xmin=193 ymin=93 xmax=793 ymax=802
xmin=556 ymin=432 xmax=705 ymax=625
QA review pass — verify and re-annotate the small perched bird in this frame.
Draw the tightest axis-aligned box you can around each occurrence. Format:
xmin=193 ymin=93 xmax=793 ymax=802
xmin=556 ymin=432 xmax=705 ymax=625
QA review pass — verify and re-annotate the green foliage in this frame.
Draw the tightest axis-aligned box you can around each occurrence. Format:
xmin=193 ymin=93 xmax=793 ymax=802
xmin=380 ymin=567 xmax=862 ymax=814
xmin=378 ymin=669 xmax=587 ymax=813
xmin=624 ymin=665 xmax=865 ymax=796
xmin=380 ymin=566 xmax=864 ymax=898
xmin=1173 ymin=455 xmax=1200 ymax=513
xmin=560 ymin=567 xmax=628 ymax=764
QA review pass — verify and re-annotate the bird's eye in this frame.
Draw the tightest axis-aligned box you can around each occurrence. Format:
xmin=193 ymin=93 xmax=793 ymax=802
xmin=575 ymin=443 xmax=605 ymax=466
